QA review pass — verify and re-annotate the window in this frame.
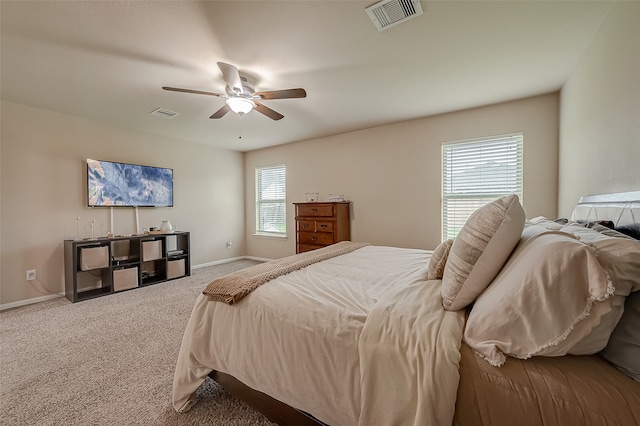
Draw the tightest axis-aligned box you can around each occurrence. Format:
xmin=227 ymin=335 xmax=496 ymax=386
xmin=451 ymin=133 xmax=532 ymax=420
xmin=442 ymin=133 xmax=523 ymax=240
xmin=255 ymin=164 xmax=286 ymax=236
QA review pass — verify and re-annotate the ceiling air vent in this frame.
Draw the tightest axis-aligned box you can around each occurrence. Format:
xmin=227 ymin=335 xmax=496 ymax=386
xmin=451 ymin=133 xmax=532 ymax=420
xmin=150 ymin=108 xmax=180 ymax=119
xmin=366 ymin=0 xmax=423 ymax=32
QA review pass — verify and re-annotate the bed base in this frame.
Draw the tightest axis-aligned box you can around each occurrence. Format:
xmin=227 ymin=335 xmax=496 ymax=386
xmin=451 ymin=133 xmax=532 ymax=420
xmin=208 ymin=370 xmax=327 ymax=426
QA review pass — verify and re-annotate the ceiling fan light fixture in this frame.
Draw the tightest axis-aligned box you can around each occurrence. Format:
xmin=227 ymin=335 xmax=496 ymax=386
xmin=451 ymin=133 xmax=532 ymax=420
xmin=226 ymin=97 xmax=255 ymax=115
xmin=163 ymin=62 xmax=305 ymax=121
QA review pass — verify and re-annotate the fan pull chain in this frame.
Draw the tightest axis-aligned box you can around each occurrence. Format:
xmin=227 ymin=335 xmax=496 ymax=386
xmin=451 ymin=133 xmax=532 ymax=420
xmin=238 ymin=115 xmax=243 ymax=140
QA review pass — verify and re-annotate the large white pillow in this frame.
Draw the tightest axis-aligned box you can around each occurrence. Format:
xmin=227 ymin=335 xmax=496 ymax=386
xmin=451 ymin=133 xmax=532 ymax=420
xmin=464 ymin=230 xmax=614 ymax=366
xmin=559 ymin=223 xmax=640 ymax=294
xmin=556 ymin=223 xmax=640 ymax=354
xmin=441 ymin=194 xmax=526 ymax=311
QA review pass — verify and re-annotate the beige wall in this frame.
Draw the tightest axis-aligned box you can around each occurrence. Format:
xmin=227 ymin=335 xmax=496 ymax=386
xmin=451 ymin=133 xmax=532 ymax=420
xmin=0 ymin=101 xmax=245 ymax=307
xmin=245 ymin=93 xmax=559 ymax=259
xmin=559 ymin=1 xmax=640 ymax=216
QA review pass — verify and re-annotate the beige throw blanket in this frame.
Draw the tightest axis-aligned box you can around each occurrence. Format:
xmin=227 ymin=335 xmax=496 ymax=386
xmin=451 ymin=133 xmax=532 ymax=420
xmin=203 ymin=241 xmax=370 ymax=304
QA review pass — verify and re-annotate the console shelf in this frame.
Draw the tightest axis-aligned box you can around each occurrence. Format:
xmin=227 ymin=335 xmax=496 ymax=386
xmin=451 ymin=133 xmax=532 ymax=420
xmin=64 ymin=231 xmax=190 ymax=303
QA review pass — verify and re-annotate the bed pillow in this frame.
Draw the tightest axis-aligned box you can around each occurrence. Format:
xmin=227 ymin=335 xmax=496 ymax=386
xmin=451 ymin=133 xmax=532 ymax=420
xmin=589 ymin=223 xmax=635 ymax=240
xmin=427 ymin=239 xmax=453 ymax=280
xmin=528 ymin=216 xmax=564 ymax=230
xmin=464 ymin=230 xmax=614 ymax=366
xmin=559 ymin=224 xmax=640 ymax=295
xmin=541 ymin=223 xmax=640 ymax=354
xmin=600 ymin=291 xmax=640 ymax=382
xmin=615 ymin=223 xmax=640 ymax=240
xmin=441 ymin=194 xmax=526 ymax=311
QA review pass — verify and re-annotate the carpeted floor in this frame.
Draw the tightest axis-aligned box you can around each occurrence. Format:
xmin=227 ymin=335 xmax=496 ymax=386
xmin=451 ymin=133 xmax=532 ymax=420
xmin=0 ymin=260 xmax=278 ymax=426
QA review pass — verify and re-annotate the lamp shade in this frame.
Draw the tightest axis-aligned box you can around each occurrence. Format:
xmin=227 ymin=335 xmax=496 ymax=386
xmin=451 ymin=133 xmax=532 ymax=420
xmin=226 ymin=97 xmax=255 ymax=115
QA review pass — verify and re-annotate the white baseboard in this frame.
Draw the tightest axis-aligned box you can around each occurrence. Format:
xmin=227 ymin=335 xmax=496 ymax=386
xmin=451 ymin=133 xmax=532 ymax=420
xmin=244 ymin=255 xmax=272 ymax=262
xmin=0 ymin=293 xmax=64 ymax=312
xmin=192 ymin=256 xmax=245 ymax=269
xmin=192 ymin=255 xmax=270 ymax=269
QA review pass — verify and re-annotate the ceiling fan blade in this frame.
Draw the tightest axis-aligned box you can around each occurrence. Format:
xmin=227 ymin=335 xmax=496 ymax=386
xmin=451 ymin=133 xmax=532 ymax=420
xmin=162 ymin=86 xmax=224 ymax=97
xmin=217 ymin=62 xmax=244 ymax=94
xmin=254 ymin=102 xmax=284 ymax=121
xmin=254 ymin=88 xmax=307 ymax=100
xmin=210 ymin=104 xmax=231 ymax=119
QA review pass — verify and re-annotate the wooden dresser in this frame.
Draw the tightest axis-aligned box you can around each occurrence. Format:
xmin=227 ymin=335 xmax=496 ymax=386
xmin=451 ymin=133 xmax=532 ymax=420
xmin=294 ymin=202 xmax=351 ymax=253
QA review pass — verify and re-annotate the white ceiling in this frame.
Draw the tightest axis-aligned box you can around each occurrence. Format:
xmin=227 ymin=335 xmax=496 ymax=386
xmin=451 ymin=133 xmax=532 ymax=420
xmin=1 ymin=1 xmax=614 ymax=152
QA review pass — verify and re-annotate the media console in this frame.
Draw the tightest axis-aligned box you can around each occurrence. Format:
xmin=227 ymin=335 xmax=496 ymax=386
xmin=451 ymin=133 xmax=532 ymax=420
xmin=63 ymin=231 xmax=190 ymax=303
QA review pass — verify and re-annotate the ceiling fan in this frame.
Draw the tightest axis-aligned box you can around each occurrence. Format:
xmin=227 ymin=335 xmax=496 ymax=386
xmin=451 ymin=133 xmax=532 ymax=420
xmin=163 ymin=62 xmax=306 ymax=121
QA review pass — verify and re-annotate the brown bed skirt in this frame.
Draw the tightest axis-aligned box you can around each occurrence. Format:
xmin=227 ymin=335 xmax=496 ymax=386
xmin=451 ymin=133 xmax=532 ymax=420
xmin=454 ymin=342 xmax=640 ymax=426
xmin=209 ymin=344 xmax=640 ymax=426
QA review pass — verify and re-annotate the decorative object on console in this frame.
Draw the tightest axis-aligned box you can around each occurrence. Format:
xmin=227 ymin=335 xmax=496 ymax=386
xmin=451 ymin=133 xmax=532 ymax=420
xmin=304 ymin=192 xmax=319 ymax=202
xmin=160 ymin=219 xmax=174 ymax=233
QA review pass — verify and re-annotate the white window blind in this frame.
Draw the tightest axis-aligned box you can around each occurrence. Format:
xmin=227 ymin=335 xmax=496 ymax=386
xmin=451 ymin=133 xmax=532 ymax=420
xmin=442 ymin=133 xmax=523 ymax=240
xmin=256 ymin=164 xmax=286 ymax=236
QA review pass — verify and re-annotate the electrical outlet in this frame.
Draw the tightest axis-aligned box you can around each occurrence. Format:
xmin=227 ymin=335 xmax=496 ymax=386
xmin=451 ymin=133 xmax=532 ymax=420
xmin=226 ymin=240 xmax=233 ymax=249
xmin=26 ymin=269 xmax=37 ymax=281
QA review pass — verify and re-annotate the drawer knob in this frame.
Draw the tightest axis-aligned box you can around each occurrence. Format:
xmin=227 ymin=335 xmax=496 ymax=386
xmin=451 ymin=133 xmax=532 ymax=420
xmin=311 ymin=208 xmax=318 ymax=213
xmin=320 ymin=224 xmax=328 ymax=229
xmin=311 ymin=236 xmax=317 ymax=241
xmin=302 ymin=224 xmax=309 ymax=229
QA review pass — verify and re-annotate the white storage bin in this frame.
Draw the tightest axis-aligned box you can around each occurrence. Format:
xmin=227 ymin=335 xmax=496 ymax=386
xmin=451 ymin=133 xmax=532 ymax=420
xmin=167 ymin=258 xmax=185 ymax=279
xmin=113 ymin=266 xmax=139 ymax=291
xmin=142 ymin=240 xmax=163 ymax=261
xmin=80 ymin=246 xmax=109 ymax=271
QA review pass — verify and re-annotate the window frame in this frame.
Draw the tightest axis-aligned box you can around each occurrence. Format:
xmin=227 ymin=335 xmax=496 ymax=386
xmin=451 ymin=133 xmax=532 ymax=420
xmin=255 ymin=164 xmax=287 ymax=238
xmin=441 ymin=133 xmax=523 ymax=240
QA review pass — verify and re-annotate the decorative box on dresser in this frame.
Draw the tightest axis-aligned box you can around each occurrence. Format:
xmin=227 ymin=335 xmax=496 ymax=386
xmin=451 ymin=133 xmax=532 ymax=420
xmin=294 ymin=202 xmax=351 ymax=253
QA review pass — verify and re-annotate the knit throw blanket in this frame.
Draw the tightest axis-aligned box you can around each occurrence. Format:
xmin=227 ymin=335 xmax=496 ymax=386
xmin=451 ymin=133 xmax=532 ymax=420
xmin=203 ymin=241 xmax=370 ymax=305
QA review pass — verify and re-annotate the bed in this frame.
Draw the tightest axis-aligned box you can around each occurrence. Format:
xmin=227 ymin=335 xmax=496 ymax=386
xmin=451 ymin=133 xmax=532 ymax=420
xmin=173 ymin=192 xmax=640 ymax=425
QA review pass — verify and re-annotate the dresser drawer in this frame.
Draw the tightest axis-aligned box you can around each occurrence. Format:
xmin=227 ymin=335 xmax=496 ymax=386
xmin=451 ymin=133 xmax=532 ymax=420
xmin=296 ymin=204 xmax=334 ymax=217
xmin=298 ymin=232 xmax=335 ymax=246
xmin=297 ymin=243 xmax=322 ymax=253
xmin=296 ymin=220 xmax=335 ymax=233
xmin=297 ymin=220 xmax=316 ymax=232
xmin=315 ymin=221 xmax=334 ymax=233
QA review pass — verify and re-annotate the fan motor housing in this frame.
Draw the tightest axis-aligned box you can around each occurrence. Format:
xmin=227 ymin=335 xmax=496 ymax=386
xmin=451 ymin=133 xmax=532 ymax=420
xmin=226 ymin=78 xmax=255 ymax=97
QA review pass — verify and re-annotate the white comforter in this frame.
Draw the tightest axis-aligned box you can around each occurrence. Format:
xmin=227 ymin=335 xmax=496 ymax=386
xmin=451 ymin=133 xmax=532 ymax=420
xmin=173 ymin=246 xmax=465 ymax=425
